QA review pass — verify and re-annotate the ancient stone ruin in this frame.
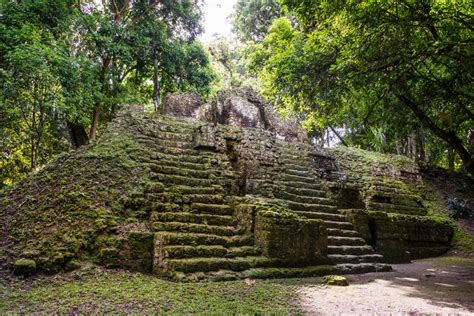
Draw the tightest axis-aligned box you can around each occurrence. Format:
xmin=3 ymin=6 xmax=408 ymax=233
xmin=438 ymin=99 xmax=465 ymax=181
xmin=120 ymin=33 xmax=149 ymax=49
xmin=1 ymin=89 xmax=454 ymax=280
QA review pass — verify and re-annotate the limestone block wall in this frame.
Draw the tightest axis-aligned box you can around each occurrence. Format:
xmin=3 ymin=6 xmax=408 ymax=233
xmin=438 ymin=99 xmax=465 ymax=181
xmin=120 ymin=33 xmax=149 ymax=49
xmin=255 ymin=211 xmax=327 ymax=261
xmin=343 ymin=209 xmax=453 ymax=263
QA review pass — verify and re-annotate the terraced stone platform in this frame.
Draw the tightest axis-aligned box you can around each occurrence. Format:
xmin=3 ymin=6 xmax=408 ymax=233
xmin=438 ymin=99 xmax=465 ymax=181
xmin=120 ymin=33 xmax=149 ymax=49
xmin=116 ymin=113 xmax=394 ymax=280
xmin=2 ymin=105 xmax=453 ymax=280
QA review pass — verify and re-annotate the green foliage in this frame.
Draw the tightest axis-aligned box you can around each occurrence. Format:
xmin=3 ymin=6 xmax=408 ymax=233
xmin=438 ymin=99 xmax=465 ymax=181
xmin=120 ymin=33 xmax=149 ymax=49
xmin=250 ymin=0 xmax=474 ymax=172
xmin=0 ymin=0 xmax=214 ymax=186
xmin=207 ymin=37 xmax=259 ymax=90
xmin=232 ymin=0 xmax=283 ymax=42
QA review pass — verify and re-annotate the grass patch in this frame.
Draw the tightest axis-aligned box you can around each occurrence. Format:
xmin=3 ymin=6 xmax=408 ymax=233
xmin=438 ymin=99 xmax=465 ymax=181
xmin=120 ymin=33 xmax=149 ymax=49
xmin=0 ymin=271 xmax=316 ymax=314
xmin=421 ymin=256 xmax=474 ymax=264
xmin=450 ymin=226 xmax=474 ymax=253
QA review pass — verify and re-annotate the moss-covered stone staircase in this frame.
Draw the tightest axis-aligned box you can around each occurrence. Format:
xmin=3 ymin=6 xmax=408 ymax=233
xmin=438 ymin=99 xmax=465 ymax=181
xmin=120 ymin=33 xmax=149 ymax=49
xmin=274 ymin=142 xmax=390 ymax=273
xmin=134 ymin=119 xmax=257 ymax=278
xmin=127 ymin=116 xmax=390 ymax=280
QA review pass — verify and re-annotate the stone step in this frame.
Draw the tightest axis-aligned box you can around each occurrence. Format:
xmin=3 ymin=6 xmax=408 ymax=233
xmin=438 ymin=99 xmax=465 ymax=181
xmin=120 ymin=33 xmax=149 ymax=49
xmin=282 ymin=186 xmax=327 ymax=198
xmin=280 ymin=159 xmax=312 ymax=166
xmin=367 ymin=201 xmax=426 ymax=215
xmin=328 ymin=236 xmax=367 ymax=246
xmin=279 ymin=163 xmax=311 ymax=172
xmin=170 ymin=185 xmax=225 ymax=195
xmin=282 ymin=168 xmax=314 ymax=177
xmin=138 ymin=130 xmax=194 ymax=142
xmin=280 ymin=174 xmax=319 ymax=184
xmin=287 ymin=201 xmax=337 ymax=213
xmin=327 ymin=228 xmax=361 ymax=238
xmin=225 ymin=246 xmax=262 ymax=258
xmin=152 ymin=146 xmax=207 ymax=157
xmin=151 ymin=165 xmax=213 ymax=179
xmin=152 ymin=174 xmax=223 ymax=187
xmin=146 ymin=192 xmax=179 ymax=203
xmin=152 ymin=221 xmax=238 ymax=236
xmin=292 ymin=211 xmax=346 ymax=222
xmin=175 ymin=265 xmax=339 ymax=281
xmin=158 ymin=159 xmax=214 ymax=171
xmin=277 ymin=180 xmax=323 ymax=190
xmin=151 ymin=212 xmax=235 ymax=227
xmin=161 ymin=245 xmax=261 ymax=259
xmin=191 ymin=203 xmax=233 ymax=216
xmin=367 ymin=180 xmax=407 ymax=190
xmin=157 ymin=232 xmax=228 ymax=246
xmin=144 ymin=182 xmax=166 ymax=193
xmin=154 ymin=117 xmax=202 ymax=131
xmin=328 ymin=254 xmax=385 ymax=264
xmin=155 ymin=152 xmax=216 ymax=164
xmin=276 ymin=191 xmax=331 ymax=205
xmin=149 ymin=191 xmax=219 ymax=205
xmin=325 ymin=221 xmax=354 ymax=230
xmin=140 ymin=139 xmax=193 ymax=150
xmin=166 ymin=256 xmax=275 ymax=273
xmin=182 ymin=194 xmax=225 ymax=204
xmin=328 ymin=245 xmax=374 ymax=256
xmin=336 ymin=263 xmax=392 ymax=274
xmin=156 ymin=232 xmax=254 ymax=247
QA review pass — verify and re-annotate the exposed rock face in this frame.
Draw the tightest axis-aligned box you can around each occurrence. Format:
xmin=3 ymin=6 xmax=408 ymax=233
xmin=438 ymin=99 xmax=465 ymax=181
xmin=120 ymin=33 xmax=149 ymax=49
xmin=163 ymin=88 xmax=308 ymax=142
xmin=163 ymin=92 xmax=201 ymax=118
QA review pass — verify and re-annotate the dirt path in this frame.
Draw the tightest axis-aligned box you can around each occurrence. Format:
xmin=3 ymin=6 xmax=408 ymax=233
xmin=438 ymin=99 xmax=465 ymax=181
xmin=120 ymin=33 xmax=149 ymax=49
xmin=299 ymin=258 xmax=474 ymax=315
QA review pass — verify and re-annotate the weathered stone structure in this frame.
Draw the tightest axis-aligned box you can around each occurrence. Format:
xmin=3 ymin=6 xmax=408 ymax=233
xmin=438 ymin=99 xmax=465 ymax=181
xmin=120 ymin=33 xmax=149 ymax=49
xmin=1 ymin=91 xmax=456 ymax=280
xmin=163 ymin=88 xmax=308 ymax=142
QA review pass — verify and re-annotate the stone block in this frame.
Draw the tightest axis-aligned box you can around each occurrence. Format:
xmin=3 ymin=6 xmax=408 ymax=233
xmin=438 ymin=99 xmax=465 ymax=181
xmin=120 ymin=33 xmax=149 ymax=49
xmin=163 ymin=92 xmax=201 ymax=117
xmin=14 ymin=258 xmax=36 ymax=276
xmin=255 ymin=209 xmax=327 ymax=260
xmin=345 ymin=209 xmax=453 ymax=263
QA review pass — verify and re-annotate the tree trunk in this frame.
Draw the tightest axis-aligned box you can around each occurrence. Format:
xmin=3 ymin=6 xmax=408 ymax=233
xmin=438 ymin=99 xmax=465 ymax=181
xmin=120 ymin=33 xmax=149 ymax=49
xmin=89 ymin=102 xmax=101 ymax=141
xmin=89 ymin=57 xmax=111 ymax=140
xmin=395 ymin=139 xmax=402 ymax=155
xmin=396 ymin=94 xmax=474 ymax=175
xmin=448 ymin=148 xmax=455 ymax=171
xmin=31 ymin=81 xmax=38 ymax=169
xmin=320 ymin=128 xmax=325 ymax=148
xmin=469 ymin=129 xmax=474 ymax=158
xmin=407 ymin=131 xmax=417 ymax=160
xmin=153 ymin=56 xmax=161 ymax=113
xmin=416 ymin=129 xmax=426 ymax=161
xmin=68 ymin=121 xmax=89 ymax=148
xmin=329 ymin=125 xmax=348 ymax=146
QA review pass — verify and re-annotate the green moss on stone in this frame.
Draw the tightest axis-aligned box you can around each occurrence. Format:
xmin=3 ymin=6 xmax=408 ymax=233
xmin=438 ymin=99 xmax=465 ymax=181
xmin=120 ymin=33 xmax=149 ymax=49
xmin=14 ymin=258 xmax=37 ymax=276
xmin=322 ymin=275 xmax=348 ymax=286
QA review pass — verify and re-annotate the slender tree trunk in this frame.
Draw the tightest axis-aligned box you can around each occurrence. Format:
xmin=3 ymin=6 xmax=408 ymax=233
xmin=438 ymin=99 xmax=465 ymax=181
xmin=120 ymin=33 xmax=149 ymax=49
xmin=469 ymin=129 xmax=474 ymax=158
xmin=326 ymin=128 xmax=330 ymax=147
xmin=31 ymin=81 xmax=38 ymax=169
xmin=89 ymin=102 xmax=101 ymax=141
xmin=153 ymin=56 xmax=161 ymax=113
xmin=89 ymin=57 xmax=111 ymax=140
xmin=448 ymin=148 xmax=455 ymax=171
xmin=320 ymin=128 xmax=325 ymax=148
xmin=407 ymin=131 xmax=417 ymax=160
xmin=34 ymin=92 xmax=45 ymax=168
xmin=396 ymin=140 xmax=402 ymax=155
xmin=329 ymin=125 xmax=348 ymax=146
xmin=417 ymin=129 xmax=426 ymax=161
xmin=396 ymin=94 xmax=474 ymax=175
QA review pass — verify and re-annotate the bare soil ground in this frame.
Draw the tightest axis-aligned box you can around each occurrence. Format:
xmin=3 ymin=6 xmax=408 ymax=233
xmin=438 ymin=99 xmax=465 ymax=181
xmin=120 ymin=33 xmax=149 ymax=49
xmin=299 ymin=257 xmax=474 ymax=315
